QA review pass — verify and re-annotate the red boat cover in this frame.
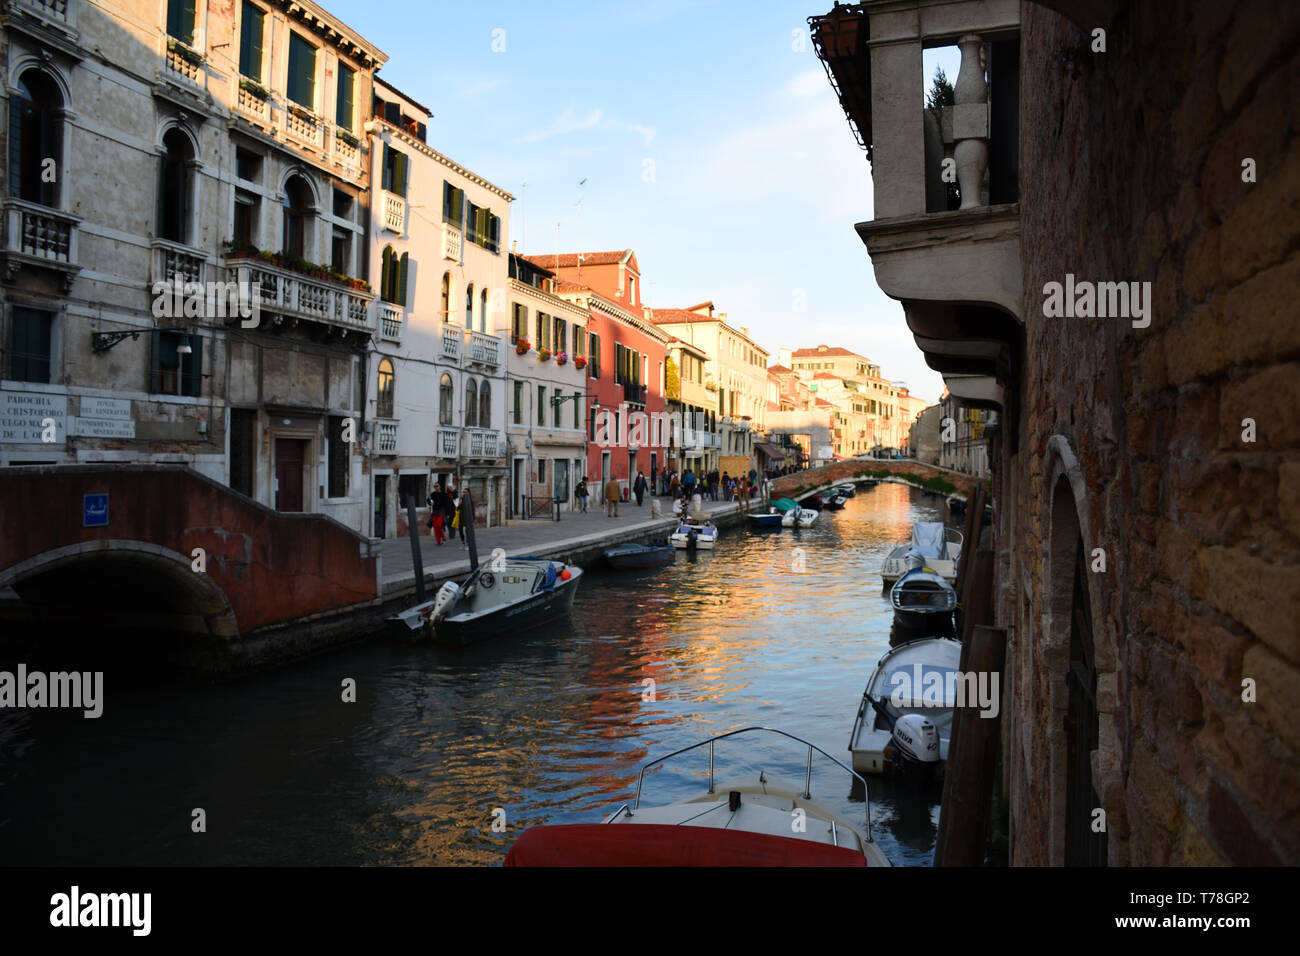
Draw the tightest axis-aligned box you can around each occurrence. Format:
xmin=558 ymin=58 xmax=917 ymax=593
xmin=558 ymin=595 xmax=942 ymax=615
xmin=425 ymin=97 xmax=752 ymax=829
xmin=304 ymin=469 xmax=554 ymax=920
xmin=503 ymin=824 xmax=867 ymax=867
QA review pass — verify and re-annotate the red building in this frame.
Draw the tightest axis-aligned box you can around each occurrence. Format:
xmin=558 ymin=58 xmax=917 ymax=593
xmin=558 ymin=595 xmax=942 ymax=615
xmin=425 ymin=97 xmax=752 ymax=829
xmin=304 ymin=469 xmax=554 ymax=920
xmin=526 ymin=251 xmax=669 ymax=494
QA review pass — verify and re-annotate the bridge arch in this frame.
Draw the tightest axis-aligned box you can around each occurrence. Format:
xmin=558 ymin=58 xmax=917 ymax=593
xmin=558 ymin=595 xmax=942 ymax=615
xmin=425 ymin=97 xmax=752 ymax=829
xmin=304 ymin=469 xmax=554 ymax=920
xmin=0 ymin=539 xmax=240 ymax=641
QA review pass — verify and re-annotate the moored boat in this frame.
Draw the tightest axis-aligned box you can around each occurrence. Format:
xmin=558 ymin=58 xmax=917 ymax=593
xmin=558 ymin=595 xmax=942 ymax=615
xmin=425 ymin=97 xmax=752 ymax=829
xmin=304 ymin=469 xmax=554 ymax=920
xmin=669 ymin=520 xmax=718 ymax=549
xmin=822 ymin=494 xmax=848 ymax=511
xmin=781 ymin=506 xmax=818 ymax=528
xmin=833 ymin=483 xmax=856 ymax=497
xmin=506 ymin=727 xmax=892 ymax=867
xmin=849 ymin=637 xmax=963 ymax=777
xmin=880 ymin=522 xmax=963 ymax=585
xmin=747 ymin=508 xmax=787 ymax=529
xmin=890 ymin=564 xmax=957 ymax=636
xmin=428 ymin=557 xmax=583 ymax=645
xmin=604 ymin=540 xmax=675 ymax=569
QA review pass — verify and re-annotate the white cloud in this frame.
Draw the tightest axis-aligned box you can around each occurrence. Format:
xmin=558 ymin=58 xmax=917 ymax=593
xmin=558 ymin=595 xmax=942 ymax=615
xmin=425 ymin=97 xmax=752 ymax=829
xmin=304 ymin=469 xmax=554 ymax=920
xmin=518 ymin=107 xmax=605 ymax=144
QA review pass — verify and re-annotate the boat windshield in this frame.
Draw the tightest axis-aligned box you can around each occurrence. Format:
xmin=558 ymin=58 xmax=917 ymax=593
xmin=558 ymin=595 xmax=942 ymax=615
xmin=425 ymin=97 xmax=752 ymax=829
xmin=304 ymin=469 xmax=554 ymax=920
xmin=882 ymin=663 xmax=962 ymax=708
xmin=910 ymin=522 xmax=945 ymax=558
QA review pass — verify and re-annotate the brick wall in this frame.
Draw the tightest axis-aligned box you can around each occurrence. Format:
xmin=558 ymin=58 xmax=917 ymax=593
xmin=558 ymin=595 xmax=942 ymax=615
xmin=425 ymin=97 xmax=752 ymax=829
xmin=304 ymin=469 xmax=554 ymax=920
xmin=1009 ymin=0 xmax=1300 ymax=864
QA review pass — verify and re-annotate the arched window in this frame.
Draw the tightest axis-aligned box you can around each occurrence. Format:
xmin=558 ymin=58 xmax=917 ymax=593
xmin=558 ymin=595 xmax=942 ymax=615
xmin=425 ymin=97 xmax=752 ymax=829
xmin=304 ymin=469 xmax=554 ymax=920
xmin=158 ymin=127 xmax=194 ymax=243
xmin=380 ymin=245 xmax=408 ymax=306
xmin=282 ymin=174 xmax=313 ymax=260
xmin=440 ymin=272 xmax=451 ymax=321
xmin=10 ymin=69 xmax=62 ymax=208
xmin=479 ymin=288 xmax=488 ymax=332
xmin=465 ymin=283 xmax=474 ymax=328
xmin=377 ymin=358 xmax=395 ymax=418
xmin=478 ymin=380 xmax=491 ymax=428
xmin=464 ymin=378 xmax=478 ymax=427
xmin=439 ymin=373 xmax=453 ymax=426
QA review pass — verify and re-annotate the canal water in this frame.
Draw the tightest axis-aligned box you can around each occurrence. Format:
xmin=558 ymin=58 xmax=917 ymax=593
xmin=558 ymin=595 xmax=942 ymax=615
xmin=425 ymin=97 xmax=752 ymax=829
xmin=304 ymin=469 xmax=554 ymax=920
xmin=0 ymin=481 xmax=960 ymax=866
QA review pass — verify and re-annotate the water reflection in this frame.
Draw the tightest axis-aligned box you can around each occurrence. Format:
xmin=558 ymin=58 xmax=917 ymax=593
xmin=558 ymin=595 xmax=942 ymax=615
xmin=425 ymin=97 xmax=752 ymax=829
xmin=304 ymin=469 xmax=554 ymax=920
xmin=0 ymin=481 xmax=959 ymax=866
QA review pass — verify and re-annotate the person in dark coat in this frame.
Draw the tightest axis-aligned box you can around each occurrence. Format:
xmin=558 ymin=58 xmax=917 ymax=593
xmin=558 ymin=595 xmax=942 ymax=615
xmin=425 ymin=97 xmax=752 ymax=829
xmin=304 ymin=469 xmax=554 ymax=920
xmin=633 ymin=471 xmax=647 ymax=506
xmin=426 ymin=482 xmax=450 ymax=545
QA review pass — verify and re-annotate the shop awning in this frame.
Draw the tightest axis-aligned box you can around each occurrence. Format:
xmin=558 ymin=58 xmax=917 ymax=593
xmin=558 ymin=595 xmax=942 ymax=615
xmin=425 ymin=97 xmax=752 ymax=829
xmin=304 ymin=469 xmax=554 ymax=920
xmin=756 ymin=442 xmax=786 ymax=460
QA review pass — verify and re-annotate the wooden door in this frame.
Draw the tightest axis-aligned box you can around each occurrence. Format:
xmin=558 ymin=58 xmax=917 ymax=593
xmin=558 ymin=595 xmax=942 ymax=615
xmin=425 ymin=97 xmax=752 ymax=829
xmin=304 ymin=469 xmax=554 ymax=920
xmin=274 ymin=438 xmax=306 ymax=512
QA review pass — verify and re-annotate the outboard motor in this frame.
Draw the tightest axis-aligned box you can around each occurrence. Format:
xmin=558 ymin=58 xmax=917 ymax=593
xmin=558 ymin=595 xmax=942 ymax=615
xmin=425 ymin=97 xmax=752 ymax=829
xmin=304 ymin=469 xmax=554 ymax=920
xmin=887 ymin=714 xmax=940 ymax=776
xmin=431 ymin=580 xmax=460 ymax=624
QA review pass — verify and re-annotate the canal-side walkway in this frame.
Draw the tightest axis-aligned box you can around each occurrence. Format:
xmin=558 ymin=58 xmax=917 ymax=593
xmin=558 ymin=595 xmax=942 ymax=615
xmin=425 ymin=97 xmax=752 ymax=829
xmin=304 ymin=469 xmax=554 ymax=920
xmin=379 ymin=495 xmax=746 ymax=593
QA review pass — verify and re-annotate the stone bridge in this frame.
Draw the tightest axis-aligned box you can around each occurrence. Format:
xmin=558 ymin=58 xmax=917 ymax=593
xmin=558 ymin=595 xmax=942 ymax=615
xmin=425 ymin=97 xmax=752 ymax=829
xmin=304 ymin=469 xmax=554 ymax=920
xmin=771 ymin=457 xmax=983 ymax=500
xmin=0 ymin=465 xmax=380 ymax=665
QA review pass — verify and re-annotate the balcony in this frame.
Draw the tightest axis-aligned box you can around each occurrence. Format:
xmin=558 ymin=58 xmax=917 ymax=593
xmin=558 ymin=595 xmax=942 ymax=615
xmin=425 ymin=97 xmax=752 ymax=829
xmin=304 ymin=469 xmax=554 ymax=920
xmin=381 ymin=190 xmax=405 ymax=234
xmin=2 ymin=198 xmax=81 ymax=290
xmin=465 ymin=330 xmax=501 ymax=368
xmin=437 ymin=427 xmax=459 ymax=458
xmin=375 ymin=419 xmax=398 ymax=455
xmin=623 ymin=382 xmax=647 ymax=407
xmin=440 ymin=323 xmax=463 ymax=362
xmin=810 ymin=0 xmax=1023 ymax=431
xmin=443 ymin=224 xmax=462 ymax=261
xmin=462 ymin=428 xmax=503 ymax=459
xmin=332 ymin=131 xmax=361 ymax=170
xmin=164 ymin=40 xmax=203 ymax=84
xmin=225 ymin=258 xmax=375 ymax=337
xmin=234 ymin=81 xmax=272 ymax=128
xmin=377 ymin=303 xmax=402 ymax=343
xmin=284 ymin=105 xmax=325 ymax=152
xmin=150 ymin=238 xmax=207 ymax=286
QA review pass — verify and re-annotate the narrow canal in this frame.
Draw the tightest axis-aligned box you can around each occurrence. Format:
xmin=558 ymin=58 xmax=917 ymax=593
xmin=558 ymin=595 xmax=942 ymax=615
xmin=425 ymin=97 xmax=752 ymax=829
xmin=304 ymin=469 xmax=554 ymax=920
xmin=0 ymin=481 xmax=960 ymax=866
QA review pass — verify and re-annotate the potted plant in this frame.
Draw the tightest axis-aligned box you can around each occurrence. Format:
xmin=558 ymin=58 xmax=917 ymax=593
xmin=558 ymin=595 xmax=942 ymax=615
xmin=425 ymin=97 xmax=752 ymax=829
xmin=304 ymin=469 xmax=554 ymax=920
xmin=573 ymin=356 xmax=587 ymax=369
xmin=239 ymin=76 xmax=269 ymax=100
xmin=555 ymin=352 xmax=568 ymax=366
xmin=515 ymin=338 xmax=531 ymax=355
xmin=538 ymin=348 xmax=552 ymax=362
xmin=167 ymin=37 xmax=205 ymax=66
xmin=336 ymin=128 xmax=360 ymax=149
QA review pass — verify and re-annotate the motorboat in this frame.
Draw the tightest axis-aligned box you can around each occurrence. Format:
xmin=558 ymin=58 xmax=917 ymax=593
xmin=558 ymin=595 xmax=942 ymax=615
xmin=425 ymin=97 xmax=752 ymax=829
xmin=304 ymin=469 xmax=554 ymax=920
xmin=781 ymin=506 xmax=818 ymax=528
xmin=669 ymin=520 xmax=718 ymax=549
xmin=747 ymin=507 xmax=787 ymax=529
xmin=833 ymin=483 xmax=856 ymax=498
xmin=800 ymin=493 xmax=827 ymax=510
xmin=424 ymin=557 xmax=583 ymax=645
xmin=946 ymin=496 xmax=967 ymax=516
xmin=880 ymin=522 xmax=963 ymax=585
xmin=604 ymin=540 xmax=675 ymax=569
xmin=505 ymin=727 xmax=892 ymax=867
xmin=822 ymin=494 xmax=848 ymax=511
xmin=890 ymin=563 xmax=957 ymax=637
xmin=849 ymin=637 xmax=963 ymax=777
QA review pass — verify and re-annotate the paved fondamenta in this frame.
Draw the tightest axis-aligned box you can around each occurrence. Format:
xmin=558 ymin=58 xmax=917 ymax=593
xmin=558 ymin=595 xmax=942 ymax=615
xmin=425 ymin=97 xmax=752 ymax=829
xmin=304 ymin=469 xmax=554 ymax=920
xmin=379 ymin=496 xmax=744 ymax=593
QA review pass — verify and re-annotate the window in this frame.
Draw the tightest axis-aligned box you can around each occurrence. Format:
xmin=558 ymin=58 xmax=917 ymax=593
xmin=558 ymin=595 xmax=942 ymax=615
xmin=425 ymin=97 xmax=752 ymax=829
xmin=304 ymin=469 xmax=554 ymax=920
xmin=573 ymin=392 xmax=581 ymax=430
xmin=282 ymin=175 xmax=312 ymax=260
xmin=574 ymin=327 xmax=585 ymax=359
xmin=151 ymin=330 xmax=202 ymax=396
xmin=441 ymin=272 xmax=451 ymax=320
xmin=235 ymin=147 xmax=261 ymax=183
xmin=376 ymin=359 xmax=395 ymax=418
xmin=9 ymin=308 xmax=53 ymax=383
xmin=239 ymin=2 xmax=264 ymax=79
xmin=537 ymin=459 xmax=546 ymax=484
xmin=615 ymin=343 xmax=641 ymax=385
xmin=158 ymin=128 xmax=193 ymax=244
xmin=287 ymin=33 xmax=316 ymax=110
xmin=382 ymin=146 xmax=409 ymax=197
xmin=380 ymin=246 xmax=408 ymax=305
xmin=536 ymin=312 xmax=550 ymax=351
xmin=513 ymin=380 xmax=523 ymax=425
xmin=439 ymin=373 xmax=453 ymax=425
xmin=480 ymin=289 xmax=488 ymax=333
xmin=511 ymin=303 xmax=526 ymax=344
xmin=464 ymin=379 xmax=478 ymax=427
xmin=479 ymin=381 xmax=491 ymax=428
xmin=167 ymin=0 xmax=197 ymax=44
xmin=554 ymin=317 xmax=567 ymax=355
xmin=442 ymin=181 xmax=464 ymax=226
xmin=233 ymin=190 xmax=257 ymax=245
xmin=229 ymin=408 xmax=256 ymax=496
xmin=397 ymin=474 xmax=426 ymax=511
xmin=336 ymin=63 xmax=355 ymax=132
xmin=328 ymin=415 xmax=348 ymax=497
xmin=332 ymin=189 xmax=353 ymax=220
xmin=465 ymin=284 xmax=475 ymax=329
xmin=331 ymin=227 xmax=350 ymax=275
xmin=537 ymin=385 xmax=545 ymax=426
xmin=9 ymin=70 xmax=62 ymax=208
xmin=552 ymin=396 xmax=561 ymax=428
xmin=589 ymin=332 xmax=601 ymax=378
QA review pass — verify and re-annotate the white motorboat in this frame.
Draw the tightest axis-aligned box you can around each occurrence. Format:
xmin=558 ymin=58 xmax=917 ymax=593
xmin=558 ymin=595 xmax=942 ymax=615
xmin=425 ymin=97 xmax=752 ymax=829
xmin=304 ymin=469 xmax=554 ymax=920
xmin=880 ymin=522 xmax=963 ymax=584
xmin=891 ymin=563 xmax=958 ymax=637
xmin=781 ymin=506 xmax=819 ymax=528
xmin=849 ymin=637 xmax=963 ymax=777
xmin=669 ymin=520 xmax=718 ymax=549
xmin=505 ymin=727 xmax=893 ymax=867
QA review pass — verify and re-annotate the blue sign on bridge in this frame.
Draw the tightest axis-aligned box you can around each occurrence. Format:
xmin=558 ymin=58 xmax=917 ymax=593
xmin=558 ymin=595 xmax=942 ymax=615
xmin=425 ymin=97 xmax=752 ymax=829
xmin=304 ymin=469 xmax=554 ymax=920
xmin=83 ymin=493 xmax=109 ymax=527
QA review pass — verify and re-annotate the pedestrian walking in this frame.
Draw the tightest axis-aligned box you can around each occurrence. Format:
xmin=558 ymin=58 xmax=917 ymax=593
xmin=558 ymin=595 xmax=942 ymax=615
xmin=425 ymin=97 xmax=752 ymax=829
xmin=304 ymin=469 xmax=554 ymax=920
xmin=604 ymin=475 xmax=621 ymax=517
xmin=634 ymin=471 xmax=647 ymax=506
xmin=426 ymin=483 xmax=449 ymax=545
xmin=576 ymin=477 xmax=589 ymax=513
xmin=669 ymin=472 xmax=680 ymax=499
xmin=682 ymin=467 xmax=696 ymax=500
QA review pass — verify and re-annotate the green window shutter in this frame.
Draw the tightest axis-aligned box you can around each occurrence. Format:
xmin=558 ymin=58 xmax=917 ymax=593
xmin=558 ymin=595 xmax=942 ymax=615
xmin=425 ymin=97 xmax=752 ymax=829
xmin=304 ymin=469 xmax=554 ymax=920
xmin=398 ymin=252 xmax=409 ymax=305
xmin=336 ymin=64 xmax=355 ymax=131
xmin=239 ymin=3 xmax=264 ymax=77
xmin=396 ymin=152 xmax=409 ymax=197
xmin=186 ymin=335 xmax=203 ymax=397
xmin=169 ymin=0 xmax=197 ymax=43
xmin=380 ymin=247 xmax=391 ymax=302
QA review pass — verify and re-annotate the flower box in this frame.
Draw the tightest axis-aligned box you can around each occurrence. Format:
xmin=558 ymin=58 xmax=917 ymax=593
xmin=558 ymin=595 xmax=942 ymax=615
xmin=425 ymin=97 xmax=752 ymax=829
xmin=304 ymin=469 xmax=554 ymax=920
xmin=336 ymin=128 xmax=360 ymax=148
xmin=538 ymin=348 xmax=552 ymax=361
xmin=239 ymin=76 xmax=269 ymax=100
xmin=515 ymin=339 xmax=531 ymax=355
xmin=573 ymin=356 xmax=587 ymax=369
xmin=168 ymin=37 xmax=205 ymax=66
xmin=556 ymin=352 xmax=568 ymax=366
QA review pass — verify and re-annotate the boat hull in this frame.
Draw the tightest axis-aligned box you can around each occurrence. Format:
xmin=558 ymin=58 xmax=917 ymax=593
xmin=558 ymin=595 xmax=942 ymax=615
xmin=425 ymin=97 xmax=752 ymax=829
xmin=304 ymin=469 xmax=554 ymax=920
xmin=747 ymin=512 xmax=785 ymax=529
xmin=604 ymin=545 xmax=675 ymax=569
xmin=433 ymin=572 xmax=581 ymax=645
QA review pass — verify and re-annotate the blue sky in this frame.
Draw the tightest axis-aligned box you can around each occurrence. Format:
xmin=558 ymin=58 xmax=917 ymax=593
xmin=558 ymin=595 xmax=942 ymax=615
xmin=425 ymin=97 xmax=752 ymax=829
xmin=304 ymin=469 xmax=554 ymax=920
xmin=329 ymin=0 xmax=958 ymax=404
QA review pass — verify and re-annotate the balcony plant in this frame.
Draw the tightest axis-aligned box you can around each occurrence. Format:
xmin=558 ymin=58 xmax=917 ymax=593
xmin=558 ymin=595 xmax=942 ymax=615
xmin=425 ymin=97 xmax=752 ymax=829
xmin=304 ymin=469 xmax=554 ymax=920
xmin=239 ymin=76 xmax=269 ymax=100
xmin=167 ymin=37 xmax=205 ymax=66
xmin=555 ymin=352 xmax=568 ymax=366
xmin=222 ymin=240 xmax=371 ymax=293
xmin=573 ymin=356 xmax=587 ymax=369
xmin=515 ymin=338 xmax=531 ymax=355
xmin=538 ymin=348 xmax=552 ymax=362
xmin=336 ymin=128 xmax=360 ymax=149
xmin=287 ymin=102 xmax=316 ymax=122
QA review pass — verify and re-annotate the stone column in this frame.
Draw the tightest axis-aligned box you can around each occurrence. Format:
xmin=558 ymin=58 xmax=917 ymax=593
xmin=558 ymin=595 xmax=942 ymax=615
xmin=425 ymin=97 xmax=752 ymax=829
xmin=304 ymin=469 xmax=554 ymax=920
xmin=953 ymin=34 xmax=989 ymax=210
